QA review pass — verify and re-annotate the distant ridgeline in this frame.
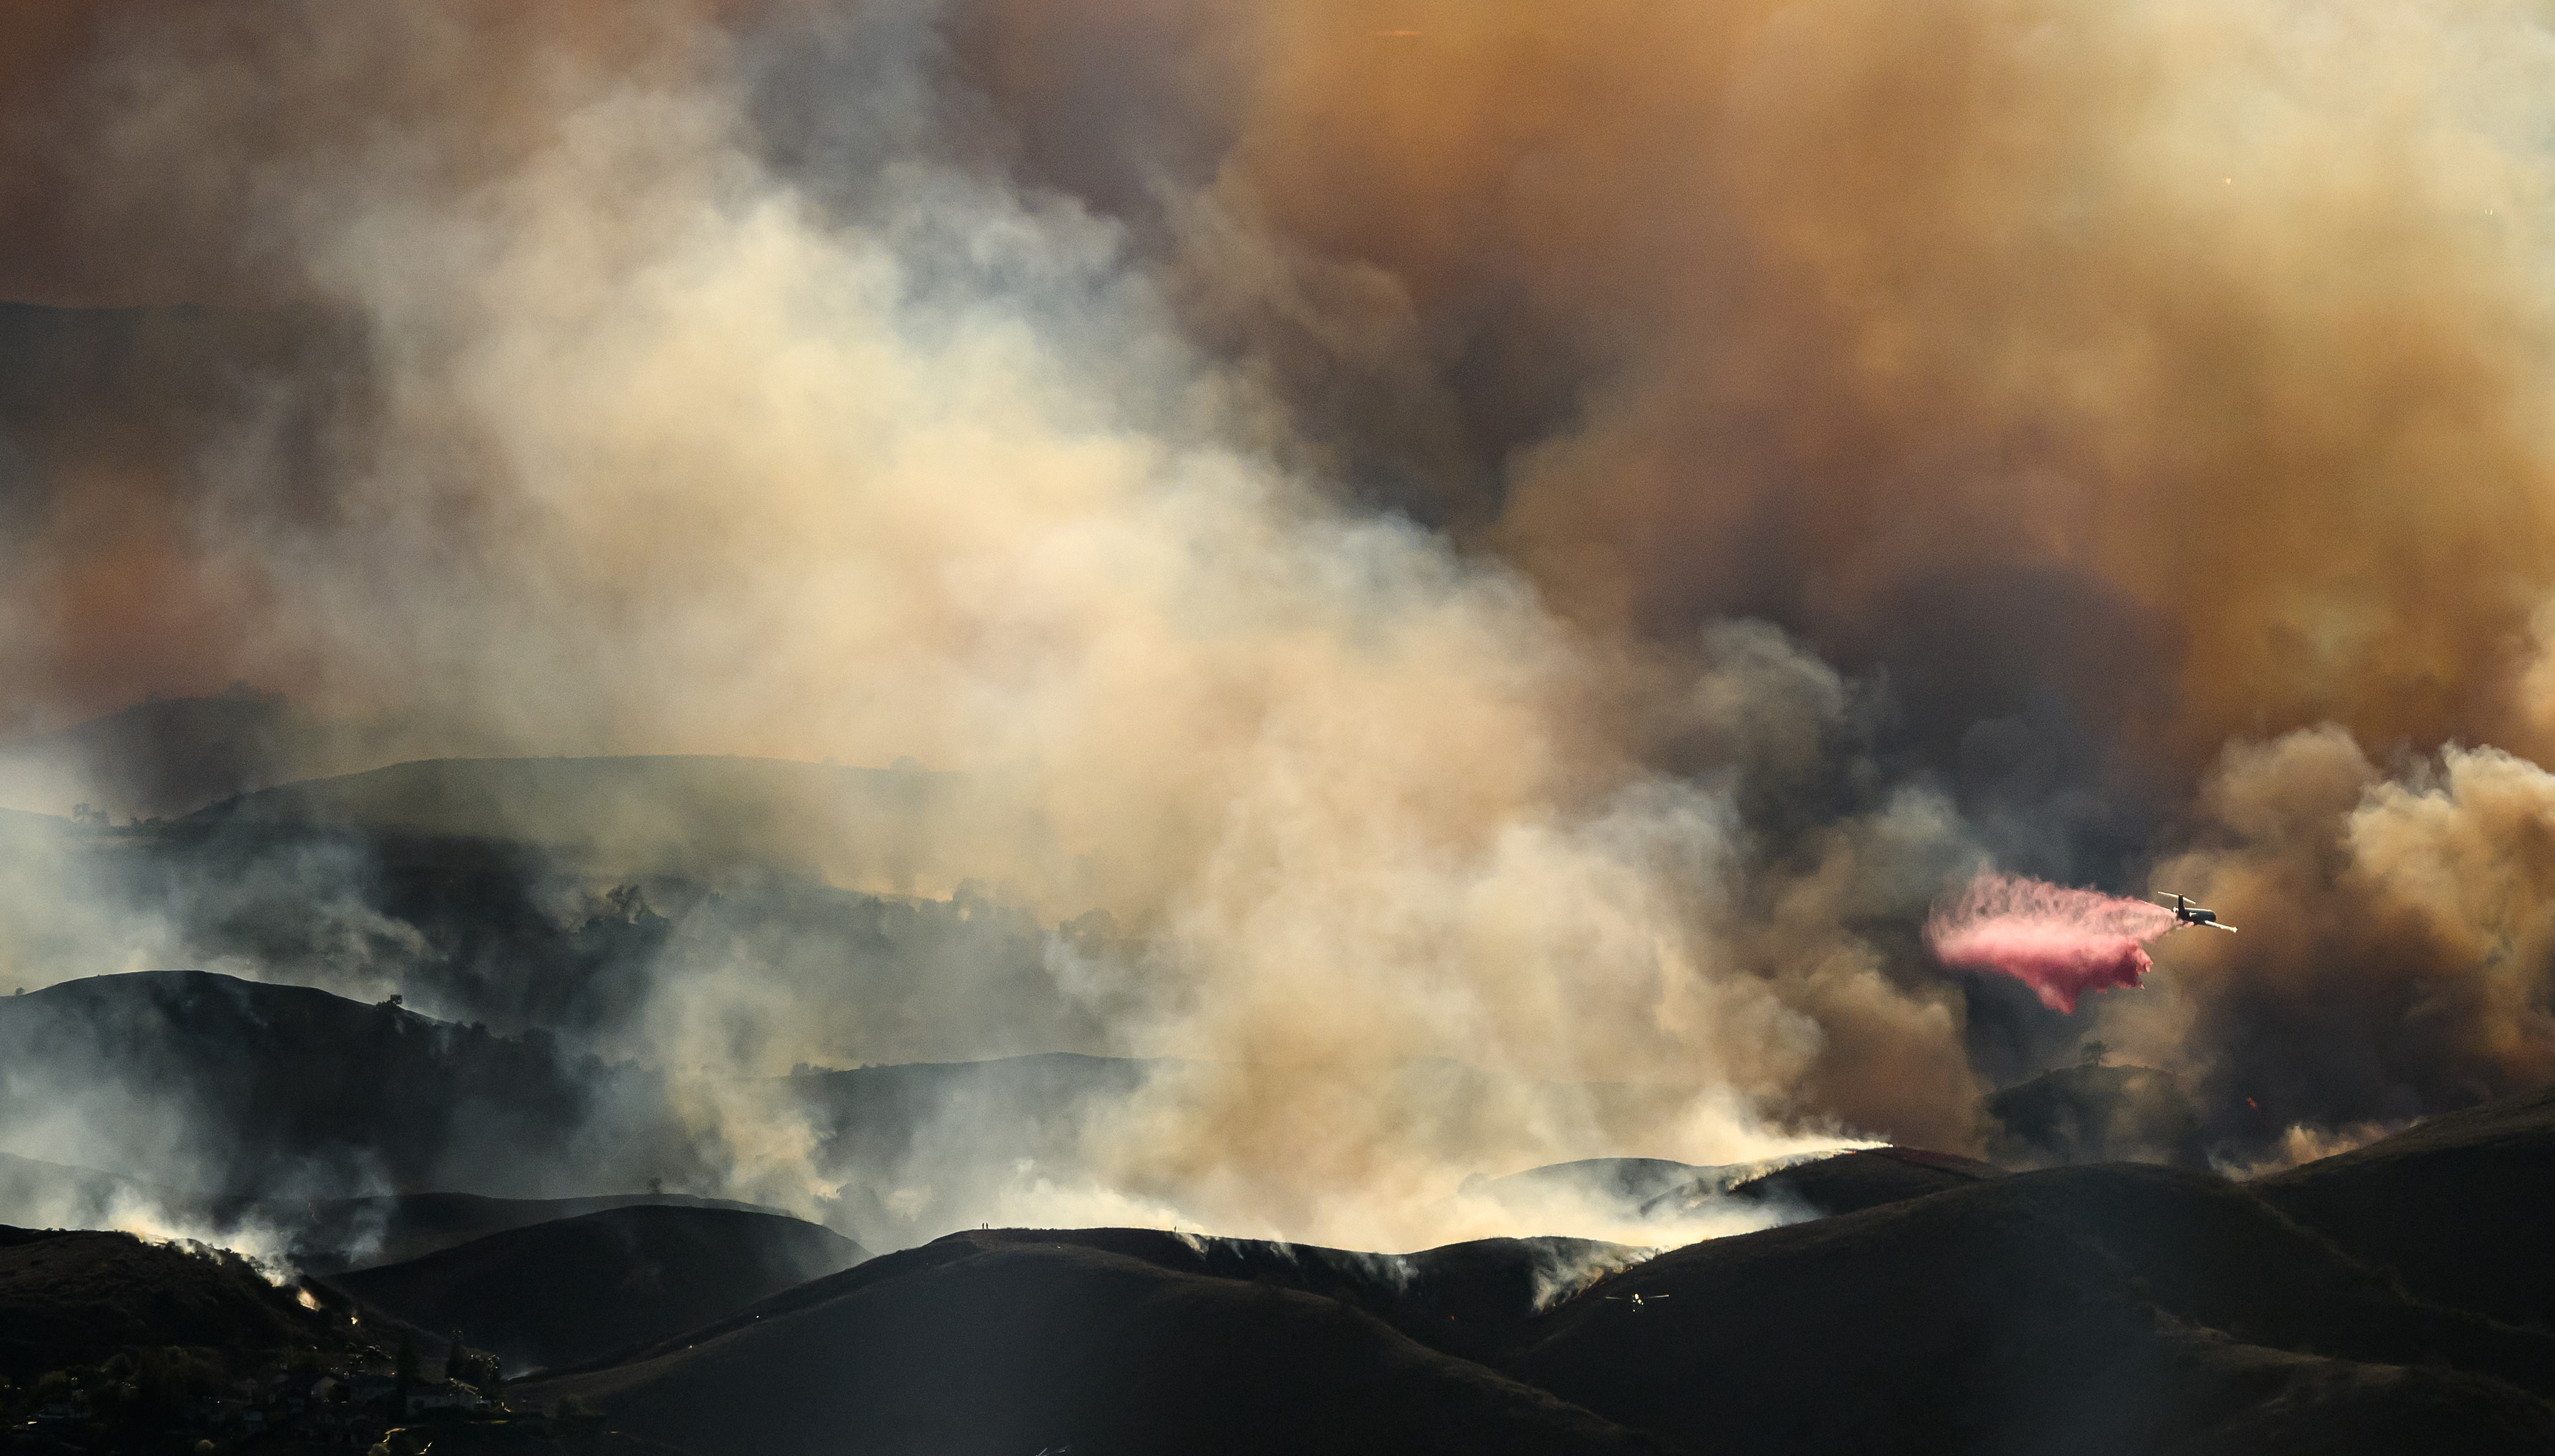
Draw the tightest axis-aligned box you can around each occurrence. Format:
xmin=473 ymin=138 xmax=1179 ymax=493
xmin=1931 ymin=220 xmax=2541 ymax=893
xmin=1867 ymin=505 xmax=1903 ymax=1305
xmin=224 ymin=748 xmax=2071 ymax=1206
xmin=0 ymin=972 xmax=1176 ymax=1253
xmin=186 ymin=754 xmax=992 ymax=888
xmin=1980 ymin=1062 xmax=2210 ymax=1170
xmin=0 ymin=744 xmax=1128 ymax=1069
xmin=0 ymin=686 xmax=395 ymax=822
xmin=0 ymin=687 xmax=1042 ymax=888
xmin=0 ymin=972 xmax=648 ymax=1205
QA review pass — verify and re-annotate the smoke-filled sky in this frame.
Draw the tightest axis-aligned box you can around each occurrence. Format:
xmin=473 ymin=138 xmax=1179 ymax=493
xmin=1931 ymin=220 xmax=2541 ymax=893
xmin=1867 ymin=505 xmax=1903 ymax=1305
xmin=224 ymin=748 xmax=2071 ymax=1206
xmin=5 ymin=0 xmax=2555 ymax=1242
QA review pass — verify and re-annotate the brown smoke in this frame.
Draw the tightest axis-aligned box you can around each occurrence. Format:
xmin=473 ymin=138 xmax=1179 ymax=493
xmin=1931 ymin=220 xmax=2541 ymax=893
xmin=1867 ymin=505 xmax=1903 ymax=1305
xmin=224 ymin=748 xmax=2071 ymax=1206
xmin=0 ymin=0 xmax=754 ymax=307
xmin=0 ymin=2 xmax=1989 ymax=1244
xmin=2 ymin=0 xmax=2553 ymax=1232
xmin=19 ymin=1 xmax=2555 ymax=763
xmin=1149 ymin=1 xmax=2555 ymax=775
xmin=2104 ymin=728 xmax=2555 ymax=1141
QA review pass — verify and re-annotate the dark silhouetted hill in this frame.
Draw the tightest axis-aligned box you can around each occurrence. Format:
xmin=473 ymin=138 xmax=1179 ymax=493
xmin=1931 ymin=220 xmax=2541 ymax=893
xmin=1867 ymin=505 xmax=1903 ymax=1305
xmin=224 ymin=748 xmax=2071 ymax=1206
xmin=1478 ymin=1147 xmax=2003 ymax=1228
xmin=1984 ymin=1062 xmax=2208 ymax=1168
xmin=328 ymin=1206 xmax=866 ymax=1372
xmin=0 ymin=1225 xmax=345 ymax=1375
xmin=2258 ymin=1082 xmax=2555 ymax=1331
xmin=0 ymin=970 xmax=1182 ymax=1252
xmin=0 ymin=970 xmax=658 ymax=1198
xmin=0 ymin=1149 xmax=782 ymax=1277
xmin=4 ymin=766 xmax=1128 ymax=1109
xmin=519 ymin=1229 xmax=1675 ymax=1456
xmin=1720 ymin=1145 xmax=2006 ymax=1217
xmin=924 ymin=1228 xmax=1642 ymax=1367
xmin=1510 ymin=1162 xmax=2555 ymax=1455
xmin=36 ymin=753 xmax=1106 ymax=1065
xmin=270 ymin=1192 xmax=795 ymax=1276
xmin=519 ymin=1181 xmax=2555 ymax=1456
xmin=0 ymin=970 xmax=1186 ymax=1248
xmin=1472 ymin=1156 xmax=1720 ymax=1208
xmin=42 ymin=815 xmax=1110 ymax=1058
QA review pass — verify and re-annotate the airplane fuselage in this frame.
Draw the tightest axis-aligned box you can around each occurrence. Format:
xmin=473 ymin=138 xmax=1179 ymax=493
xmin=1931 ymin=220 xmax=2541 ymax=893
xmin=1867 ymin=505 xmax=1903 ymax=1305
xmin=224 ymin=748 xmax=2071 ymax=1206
xmin=2156 ymin=891 xmax=2238 ymax=933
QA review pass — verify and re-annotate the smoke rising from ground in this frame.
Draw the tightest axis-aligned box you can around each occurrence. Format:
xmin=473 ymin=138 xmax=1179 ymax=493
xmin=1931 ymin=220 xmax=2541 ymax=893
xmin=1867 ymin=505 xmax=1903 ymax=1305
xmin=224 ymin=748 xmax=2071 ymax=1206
xmin=0 ymin=0 xmax=1981 ymax=1250
xmin=0 ymin=0 xmax=2553 ymax=1244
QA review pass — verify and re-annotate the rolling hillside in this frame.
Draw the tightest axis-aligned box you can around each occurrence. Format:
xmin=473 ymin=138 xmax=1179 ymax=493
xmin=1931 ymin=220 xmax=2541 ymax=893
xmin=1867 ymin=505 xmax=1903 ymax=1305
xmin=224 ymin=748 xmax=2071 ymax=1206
xmin=2256 ymin=1084 xmax=2555 ymax=1330
xmin=328 ymin=1206 xmax=867 ymax=1372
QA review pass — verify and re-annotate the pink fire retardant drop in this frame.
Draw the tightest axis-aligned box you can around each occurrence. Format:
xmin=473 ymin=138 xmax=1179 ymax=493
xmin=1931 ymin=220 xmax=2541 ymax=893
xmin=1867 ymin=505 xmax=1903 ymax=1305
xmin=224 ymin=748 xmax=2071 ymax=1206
xmin=1924 ymin=871 xmax=2183 ymax=1013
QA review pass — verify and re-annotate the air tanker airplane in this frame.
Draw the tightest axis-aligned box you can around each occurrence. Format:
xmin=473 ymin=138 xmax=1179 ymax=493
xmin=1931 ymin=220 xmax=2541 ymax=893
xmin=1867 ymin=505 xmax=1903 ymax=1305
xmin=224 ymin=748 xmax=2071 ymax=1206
xmin=2154 ymin=892 xmax=2237 ymax=933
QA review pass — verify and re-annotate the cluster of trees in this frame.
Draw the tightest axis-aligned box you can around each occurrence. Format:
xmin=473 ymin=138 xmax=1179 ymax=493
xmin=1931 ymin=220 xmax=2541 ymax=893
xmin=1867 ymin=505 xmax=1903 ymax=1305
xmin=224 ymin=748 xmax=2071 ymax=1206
xmin=445 ymin=1331 xmax=501 ymax=1392
xmin=0 ymin=1345 xmax=229 ymax=1443
xmin=388 ymin=1330 xmax=501 ymax=1404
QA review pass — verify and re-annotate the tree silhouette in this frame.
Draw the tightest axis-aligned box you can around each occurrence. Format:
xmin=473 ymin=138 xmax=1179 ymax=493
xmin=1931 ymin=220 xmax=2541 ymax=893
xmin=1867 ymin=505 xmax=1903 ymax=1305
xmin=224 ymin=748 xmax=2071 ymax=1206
xmin=394 ymin=1335 xmax=419 ymax=1414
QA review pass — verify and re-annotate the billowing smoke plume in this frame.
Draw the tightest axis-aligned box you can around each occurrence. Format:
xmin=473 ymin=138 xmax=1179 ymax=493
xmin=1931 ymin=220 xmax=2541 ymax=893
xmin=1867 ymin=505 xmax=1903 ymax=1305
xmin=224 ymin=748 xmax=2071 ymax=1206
xmin=1146 ymin=1 xmax=2555 ymax=773
xmin=1927 ymin=872 xmax=2178 ymax=1013
xmin=0 ymin=0 xmax=2551 ymax=1241
xmin=2101 ymin=728 xmax=2555 ymax=1149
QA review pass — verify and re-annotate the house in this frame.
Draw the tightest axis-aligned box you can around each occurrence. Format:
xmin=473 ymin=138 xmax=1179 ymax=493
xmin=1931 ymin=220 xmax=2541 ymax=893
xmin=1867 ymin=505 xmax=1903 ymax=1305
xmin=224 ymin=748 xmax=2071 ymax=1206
xmin=348 ymin=1374 xmax=399 ymax=1407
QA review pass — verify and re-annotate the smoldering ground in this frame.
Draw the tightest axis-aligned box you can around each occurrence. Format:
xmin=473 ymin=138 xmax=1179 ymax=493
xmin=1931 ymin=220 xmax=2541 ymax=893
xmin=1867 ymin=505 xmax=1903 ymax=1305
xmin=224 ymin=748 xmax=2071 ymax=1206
xmin=0 ymin=0 xmax=2553 ymax=1249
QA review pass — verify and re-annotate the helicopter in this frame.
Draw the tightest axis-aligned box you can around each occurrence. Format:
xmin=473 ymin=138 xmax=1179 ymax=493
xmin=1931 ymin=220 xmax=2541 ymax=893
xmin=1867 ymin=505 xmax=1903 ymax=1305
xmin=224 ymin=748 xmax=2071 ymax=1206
xmin=2153 ymin=892 xmax=2237 ymax=933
